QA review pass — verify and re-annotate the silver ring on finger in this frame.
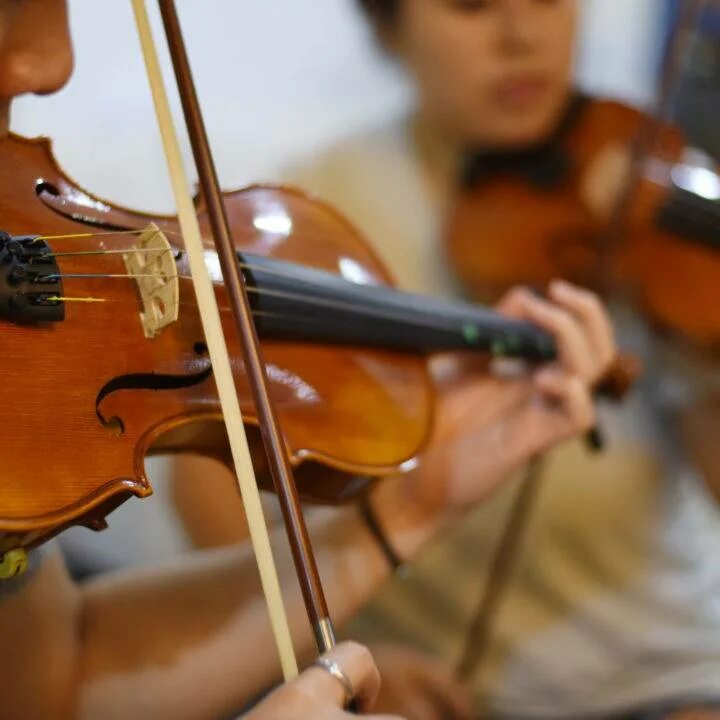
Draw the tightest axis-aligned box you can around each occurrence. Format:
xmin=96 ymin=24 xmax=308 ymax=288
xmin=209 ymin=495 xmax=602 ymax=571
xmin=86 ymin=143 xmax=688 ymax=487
xmin=313 ymin=657 xmax=354 ymax=707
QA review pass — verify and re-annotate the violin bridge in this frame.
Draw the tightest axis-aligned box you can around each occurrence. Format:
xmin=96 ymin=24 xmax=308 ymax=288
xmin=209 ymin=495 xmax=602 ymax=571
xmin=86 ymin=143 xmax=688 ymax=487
xmin=123 ymin=223 xmax=179 ymax=338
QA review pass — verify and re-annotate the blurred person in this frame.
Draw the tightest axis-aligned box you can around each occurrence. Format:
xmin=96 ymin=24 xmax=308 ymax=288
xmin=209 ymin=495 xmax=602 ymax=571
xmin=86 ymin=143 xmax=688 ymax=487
xmin=0 ymin=1 xmax=613 ymax=718
xmin=171 ymin=1 xmax=720 ymax=719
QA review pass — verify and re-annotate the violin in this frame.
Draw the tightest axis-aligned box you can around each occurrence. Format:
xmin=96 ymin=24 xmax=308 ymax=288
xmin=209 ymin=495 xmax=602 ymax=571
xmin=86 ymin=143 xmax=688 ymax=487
xmin=0 ymin=0 xmax=638 ymax=683
xmin=446 ymin=96 xmax=720 ymax=353
xmin=0 ymin=130 xmax=557 ymax=558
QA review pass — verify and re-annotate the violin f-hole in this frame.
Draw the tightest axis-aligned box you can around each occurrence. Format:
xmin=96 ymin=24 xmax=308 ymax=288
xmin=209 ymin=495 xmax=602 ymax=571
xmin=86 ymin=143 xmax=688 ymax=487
xmin=95 ymin=362 xmax=213 ymax=435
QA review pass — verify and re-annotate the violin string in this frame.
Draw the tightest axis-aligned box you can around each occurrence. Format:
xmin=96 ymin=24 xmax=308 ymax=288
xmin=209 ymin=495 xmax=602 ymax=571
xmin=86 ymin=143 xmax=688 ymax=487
xmin=49 ymin=295 xmax=420 ymax=337
xmin=33 ymin=229 xmax=146 ymax=242
xmin=32 ymin=228 xmax=181 ymax=242
xmin=43 ymin=272 xmax=183 ymax=281
xmin=41 ymin=247 xmax=179 ymax=259
xmin=26 ymin=229 xmax=497 ymax=351
xmin=44 ymin=294 xmax=364 ymax=324
xmin=44 ymin=296 xmax=107 ymax=304
xmin=57 ymin=298 xmax=483 ymax=355
xmin=15 ymin=238 xmax=496 ymax=337
xmin=45 ymin=273 xmax=351 ymax=313
xmin=43 ymin=246 xmax=497 ymax=336
xmin=49 ymin=276 xmax=483 ymax=340
xmin=45 ymin=245 xmax=364 ymax=292
xmin=48 ymin=280 xmax=501 ymax=350
xmin=33 ymin=231 xmax=359 ymax=290
xmin=38 ymin=242 xmax=375 ymax=300
xmin=42 ymin=245 xmax=500 ymax=339
xmin=50 ymin=271 xmax=406 ymax=322
xmin=40 ymin=242 xmax=342 ymax=291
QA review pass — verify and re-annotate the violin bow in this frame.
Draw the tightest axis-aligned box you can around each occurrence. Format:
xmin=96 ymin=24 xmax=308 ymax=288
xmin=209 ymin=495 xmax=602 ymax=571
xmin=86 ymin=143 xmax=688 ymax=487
xmin=455 ymin=458 xmax=544 ymax=681
xmin=130 ymin=0 xmax=341 ymax=679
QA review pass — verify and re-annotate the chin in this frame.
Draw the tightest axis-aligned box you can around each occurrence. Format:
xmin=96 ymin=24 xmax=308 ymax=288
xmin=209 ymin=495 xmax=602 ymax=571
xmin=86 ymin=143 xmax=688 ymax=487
xmin=494 ymin=121 xmax=557 ymax=148
xmin=462 ymin=96 xmax=569 ymax=150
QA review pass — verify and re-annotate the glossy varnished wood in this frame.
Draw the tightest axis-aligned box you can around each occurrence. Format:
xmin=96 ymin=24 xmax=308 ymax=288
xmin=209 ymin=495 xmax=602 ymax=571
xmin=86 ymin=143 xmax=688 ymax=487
xmin=446 ymin=99 xmax=720 ymax=352
xmin=0 ymin=133 xmax=433 ymax=550
xmin=445 ymin=101 xmax=647 ymax=301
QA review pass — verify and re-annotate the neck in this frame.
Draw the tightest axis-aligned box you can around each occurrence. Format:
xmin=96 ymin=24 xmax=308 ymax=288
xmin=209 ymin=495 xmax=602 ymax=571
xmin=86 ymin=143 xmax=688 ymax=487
xmin=411 ymin=112 xmax=462 ymax=202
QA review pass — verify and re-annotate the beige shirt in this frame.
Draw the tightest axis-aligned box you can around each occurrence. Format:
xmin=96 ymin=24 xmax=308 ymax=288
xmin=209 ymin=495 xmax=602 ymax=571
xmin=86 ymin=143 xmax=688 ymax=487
xmin=285 ymin=115 xmax=720 ymax=718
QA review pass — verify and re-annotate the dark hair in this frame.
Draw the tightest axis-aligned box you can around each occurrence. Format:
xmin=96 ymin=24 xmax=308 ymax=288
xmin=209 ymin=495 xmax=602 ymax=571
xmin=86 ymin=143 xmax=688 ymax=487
xmin=356 ymin=0 xmax=398 ymax=24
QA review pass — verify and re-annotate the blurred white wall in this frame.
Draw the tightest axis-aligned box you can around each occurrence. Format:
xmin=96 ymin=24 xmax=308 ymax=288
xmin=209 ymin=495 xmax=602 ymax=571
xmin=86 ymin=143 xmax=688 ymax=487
xmin=13 ymin=0 xmax=665 ymax=213
xmin=13 ymin=0 xmax=409 ymax=212
xmin=14 ymin=0 xmax=666 ymax=569
xmin=578 ymin=0 xmax=665 ymax=103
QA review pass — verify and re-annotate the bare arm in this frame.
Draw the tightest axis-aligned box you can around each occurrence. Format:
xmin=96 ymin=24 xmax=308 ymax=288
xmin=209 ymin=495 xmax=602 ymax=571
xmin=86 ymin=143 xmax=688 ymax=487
xmin=76 ymin=283 xmax=609 ymax=719
xmin=0 ymin=475 xmax=439 ymax=720
xmin=76 ymin=480 xmax=441 ymax=720
xmin=0 ymin=282 xmax=612 ymax=720
xmin=0 ymin=569 xmax=397 ymax=720
xmin=0 ymin=550 xmax=81 ymax=720
xmin=0 ymin=412 xmax=562 ymax=720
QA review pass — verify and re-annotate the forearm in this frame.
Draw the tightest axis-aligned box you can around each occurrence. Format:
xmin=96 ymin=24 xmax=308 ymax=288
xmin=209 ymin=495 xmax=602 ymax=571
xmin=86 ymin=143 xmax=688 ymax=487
xmin=75 ymin=377 xmax=552 ymax=718
xmin=0 ymin=550 xmax=82 ymax=720
xmin=76 ymin=479 xmax=445 ymax=720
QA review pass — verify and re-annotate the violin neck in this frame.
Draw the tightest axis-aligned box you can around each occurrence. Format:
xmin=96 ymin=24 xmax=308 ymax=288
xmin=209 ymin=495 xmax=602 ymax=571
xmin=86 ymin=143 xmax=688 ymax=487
xmin=241 ymin=253 xmax=555 ymax=361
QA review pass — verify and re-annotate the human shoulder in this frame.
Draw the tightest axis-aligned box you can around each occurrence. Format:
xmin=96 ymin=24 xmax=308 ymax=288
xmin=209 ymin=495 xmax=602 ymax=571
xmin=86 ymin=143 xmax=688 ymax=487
xmin=284 ymin=113 xmax=414 ymax=198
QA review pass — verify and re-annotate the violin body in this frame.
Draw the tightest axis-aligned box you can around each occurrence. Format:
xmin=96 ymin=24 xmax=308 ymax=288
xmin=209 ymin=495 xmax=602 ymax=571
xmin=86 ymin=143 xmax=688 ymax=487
xmin=626 ymin=151 xmax=720 ymax=351
xmin=447 ymin=98 xmax=720 ymax=352
xmin=0 ymin=133 xmax=434 ymax=553
xmin=447 ymin=101 xmax=644 ymax=299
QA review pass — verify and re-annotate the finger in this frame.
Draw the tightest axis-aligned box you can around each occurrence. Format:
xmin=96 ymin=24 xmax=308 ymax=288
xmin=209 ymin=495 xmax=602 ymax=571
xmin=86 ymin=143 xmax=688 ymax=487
xmin=300 ymin=642 xmax=381 ymax=713
xmin=494 ymin=285 xmax=534 ymax=318
xmin=494 ymin=287 xmax=593 ymax=378
xmin=533 ymin=368 xmax=594 ymax=433
xmin=511 ymin=292 xmax=595 ymax=380
xmin=548 ymin=280 xmax=616 ymax=374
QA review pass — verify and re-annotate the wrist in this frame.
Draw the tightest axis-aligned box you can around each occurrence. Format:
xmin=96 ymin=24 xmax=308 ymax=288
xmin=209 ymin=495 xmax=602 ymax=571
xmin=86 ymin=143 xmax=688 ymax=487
xmin=369 ymin=465 xmax=455 ymax=564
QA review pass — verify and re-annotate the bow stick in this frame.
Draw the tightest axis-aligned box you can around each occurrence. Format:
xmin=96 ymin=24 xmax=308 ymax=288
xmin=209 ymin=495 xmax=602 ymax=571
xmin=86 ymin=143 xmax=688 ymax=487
xmin=131 ymin=0 xmax=340 ymax=678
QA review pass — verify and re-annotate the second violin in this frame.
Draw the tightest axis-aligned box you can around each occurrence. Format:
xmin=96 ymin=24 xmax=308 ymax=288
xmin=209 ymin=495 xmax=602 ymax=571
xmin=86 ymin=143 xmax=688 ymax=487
xmin=447 ymin=96 xmax=720 ymax=353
